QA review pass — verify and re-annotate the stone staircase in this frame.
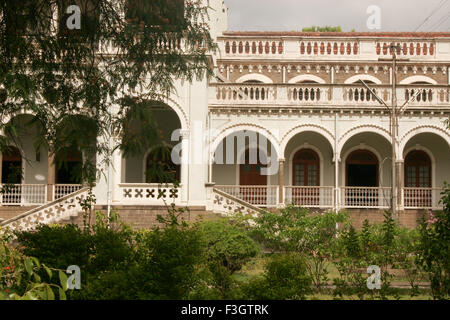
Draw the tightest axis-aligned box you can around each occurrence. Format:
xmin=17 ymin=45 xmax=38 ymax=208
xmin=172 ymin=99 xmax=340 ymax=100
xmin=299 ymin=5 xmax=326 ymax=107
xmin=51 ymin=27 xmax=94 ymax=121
xmin=0 ymin=187 xmax=89 ymax=233
xmin=212 ymin=187 xmax=263 ymax=217
xmin=0 ymin=187 xmax=262 ymax=233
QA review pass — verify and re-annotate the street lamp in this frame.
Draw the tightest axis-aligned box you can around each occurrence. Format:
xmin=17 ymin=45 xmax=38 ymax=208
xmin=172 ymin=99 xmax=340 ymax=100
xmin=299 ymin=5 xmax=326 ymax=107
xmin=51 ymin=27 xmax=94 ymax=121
xmin=359 ymin=44 xmax=420 ymax=216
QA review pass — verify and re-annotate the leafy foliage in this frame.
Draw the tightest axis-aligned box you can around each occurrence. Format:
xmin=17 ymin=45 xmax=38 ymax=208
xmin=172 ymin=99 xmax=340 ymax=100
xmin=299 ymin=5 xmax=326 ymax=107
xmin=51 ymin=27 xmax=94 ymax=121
xmin=302 ymin=26 xmax=342 ymax=32
xmin=242 ymin=253 xmax=312 ymax=300
xmin=253 ymin=206 xmax=347 ymax=291
xmin=0 ymin=0 xmax=216 ymax=183
xmin=416 ymin=183 xmax=450 ymax=299
xmin=197 ymin=218 xmax=259 ymax=299
xmin=0 ymin=230 xmax=68 ymax=300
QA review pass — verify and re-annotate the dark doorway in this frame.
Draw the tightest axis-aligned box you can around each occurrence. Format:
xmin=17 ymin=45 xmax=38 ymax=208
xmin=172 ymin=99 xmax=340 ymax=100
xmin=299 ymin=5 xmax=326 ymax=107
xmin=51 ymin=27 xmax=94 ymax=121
xmin=55 ymin=149 xmax=83 ymax=184
xmin=1 ymin=146 xmax=22 ymax=204
xmin=345 ymin=149 xmax=379 ymax=207
xmin=347 ymin=164 xmax=377 ymax=187
xmin=2 ymin=146 xmax=22 ymax=184
xmin=346 ymin=150 xmax=378 ymax=187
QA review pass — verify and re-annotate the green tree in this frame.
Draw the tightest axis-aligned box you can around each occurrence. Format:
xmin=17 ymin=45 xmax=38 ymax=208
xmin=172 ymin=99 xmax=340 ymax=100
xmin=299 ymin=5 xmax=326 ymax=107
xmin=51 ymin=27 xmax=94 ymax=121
xmin=253 ymin=206 xmax=347 ymax=291
xmin=302 ymin=26 xmax=342 ymax=32
xmin=0 ymin=0 xmax=215 ymax=185
xmin=197 ymin=218 xmax=260 ymax=299
xmin=416 ymin=184 xmax=450 ymax=299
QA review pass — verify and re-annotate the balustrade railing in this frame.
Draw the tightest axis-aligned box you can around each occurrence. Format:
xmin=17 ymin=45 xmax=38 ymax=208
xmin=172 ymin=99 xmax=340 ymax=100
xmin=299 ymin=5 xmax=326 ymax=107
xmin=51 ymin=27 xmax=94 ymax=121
xmin=284 ymin=186 xmax=334 ymax=208
xmin=214 ymin=185 xmax=278 ymax=207
xmin=341 ymin=187 xmax=391 ymax=208
xmin=210 ymin=83 xmax=450 ymax=108
xmin=219 ymin=37 xmax=447 ymax=60
xmin=0 ymin=184 xmax=46 ymax=205
xmin=118 ymin=183 xmax=182 ymax=205
xmin=402 ymin=187 xmax=443 ymax=209
xmin=54 ymin=184 xmax=83 ymax=200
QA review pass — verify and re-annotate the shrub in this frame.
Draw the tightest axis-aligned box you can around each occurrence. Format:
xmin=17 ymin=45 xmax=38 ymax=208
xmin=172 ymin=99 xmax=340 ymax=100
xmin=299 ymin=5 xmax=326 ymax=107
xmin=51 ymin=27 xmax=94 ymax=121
xmin=131 ymin=209 xmax=206 ymax=300
xmin=242 ymin=253 xmax=312 ymax=300
xmin=1 ymin=230 xmax=68 ymax=300
xmin=253 ymin=206 xmax=347 ymax=291
xmin=416 ymin=183 xmax=450 ymax=299
xmin=197 ymin=218 xmax=260 ymax=299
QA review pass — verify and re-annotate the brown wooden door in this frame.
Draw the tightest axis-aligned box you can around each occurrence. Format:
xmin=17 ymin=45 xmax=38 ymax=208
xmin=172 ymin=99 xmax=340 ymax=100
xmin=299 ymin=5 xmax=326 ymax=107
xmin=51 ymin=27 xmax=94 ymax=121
xmin=404 ymin=150 xmax=431 ymax=207
xmin=292 ymin=149 xmax=320 ymax=206
xmin=239 ymin=149 xmax=267 ymax=205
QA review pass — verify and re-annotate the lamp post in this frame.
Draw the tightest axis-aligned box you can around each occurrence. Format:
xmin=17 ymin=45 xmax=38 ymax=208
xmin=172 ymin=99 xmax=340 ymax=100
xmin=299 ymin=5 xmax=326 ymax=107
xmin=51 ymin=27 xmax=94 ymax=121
xmin=359 ymin=43 xmax=416 ymax=216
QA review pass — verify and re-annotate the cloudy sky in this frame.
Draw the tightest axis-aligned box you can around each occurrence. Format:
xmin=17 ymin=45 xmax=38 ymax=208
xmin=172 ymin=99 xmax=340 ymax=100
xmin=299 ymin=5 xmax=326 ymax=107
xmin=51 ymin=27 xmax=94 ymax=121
xmin=223 ymin=0 xmax=450 ymax=32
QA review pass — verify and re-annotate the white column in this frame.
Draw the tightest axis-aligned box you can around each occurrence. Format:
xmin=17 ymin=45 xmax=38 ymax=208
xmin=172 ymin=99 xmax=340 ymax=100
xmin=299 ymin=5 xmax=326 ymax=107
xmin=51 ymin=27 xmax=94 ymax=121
xmin=93 ymin=135 xmax=109 ymax=205
xmin=334 ymin=154 xmax=340 ymax=212
xmin=278 ymin=158 xmax=285 ymax=207
xmin=180 ymin=130 xmax=190 ymax=203
xmin=111 ymin=147 xmax=122 ymax=203
xmin=47 ymin=152 xmax=55 ymax=202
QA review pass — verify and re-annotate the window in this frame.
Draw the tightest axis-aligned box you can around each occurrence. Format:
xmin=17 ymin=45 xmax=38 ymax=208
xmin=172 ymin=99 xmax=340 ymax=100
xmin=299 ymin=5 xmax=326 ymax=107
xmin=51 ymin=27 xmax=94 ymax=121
xmin=292 ymin=149 xmax=319 ymax=186
xmin=405 ymin=150 xmax=431 ymax=188
xmin=1 ymin=146 xmax=22 ymax=184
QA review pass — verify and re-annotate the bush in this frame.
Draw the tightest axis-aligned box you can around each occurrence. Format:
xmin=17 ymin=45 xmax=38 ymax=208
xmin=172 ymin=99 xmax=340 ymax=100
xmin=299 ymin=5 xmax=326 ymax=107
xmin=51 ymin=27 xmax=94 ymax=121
xmin=197 ymin=218 xmax=260 ymax=299
xmin=253 ymin=206 xmax=347 ymax=291
xmin=243 ymin=253 xmax=312 ymax=300
xmin=16 ymin=224 xmax=91 ymax=273
xmin=130 ymin=210 xmax=206 ymax=300
xmin=0 ymin=230 xmax=68 ymax=300
xmin=416 ymin=183 xmax=450 ymax=299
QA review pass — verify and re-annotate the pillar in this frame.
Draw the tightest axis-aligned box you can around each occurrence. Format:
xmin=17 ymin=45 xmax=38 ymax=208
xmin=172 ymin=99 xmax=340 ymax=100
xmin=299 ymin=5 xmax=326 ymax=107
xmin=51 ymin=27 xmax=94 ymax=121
xmin=334 ymin=154 xmax=340 ymax=212
xmin=180 ymin=130 xmax=190 ymax=203
xmin=278 ymin=158 xmax=285 ymax=206
xmin=396 ymin=160 xmax=404 ymax=211
xmin=47 ymin=152 xmax=55 ymax=202
xmin=111 ymin=147 xmax=122 ymax=203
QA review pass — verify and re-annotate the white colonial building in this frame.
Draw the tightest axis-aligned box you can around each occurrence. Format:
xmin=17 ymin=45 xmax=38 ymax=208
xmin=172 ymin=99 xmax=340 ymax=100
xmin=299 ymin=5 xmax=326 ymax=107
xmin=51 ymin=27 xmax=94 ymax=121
xmin=1 ymin=0 xmax=450 ymax=230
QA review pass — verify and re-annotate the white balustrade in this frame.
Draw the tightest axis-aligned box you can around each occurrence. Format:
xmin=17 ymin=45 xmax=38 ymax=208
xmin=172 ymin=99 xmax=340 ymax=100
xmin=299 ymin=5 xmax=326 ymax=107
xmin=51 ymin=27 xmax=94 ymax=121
xmin=0 ymin=184 xmax=46 ymax=205
xmin=118 ymin=183 xmax=182 ymax=205
xmin=341 ymin=187 xmax=391 ymax=208
xmin=402 ymin=188 xmax=444 ymax=209
xmin=210 ymin=83 xmax=448 ymax=108
xmin=215 ymin=185 xmax=278 ymax=207
xmin=215 ymin=84 xmax=275 ymax=103
xmin=54 ymin=184 xmax=83 ymax=200
xmin=219 ymin=37 xmax=448 ymax=60
xmin=284 ymin=186 xmax=334 ymax=208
